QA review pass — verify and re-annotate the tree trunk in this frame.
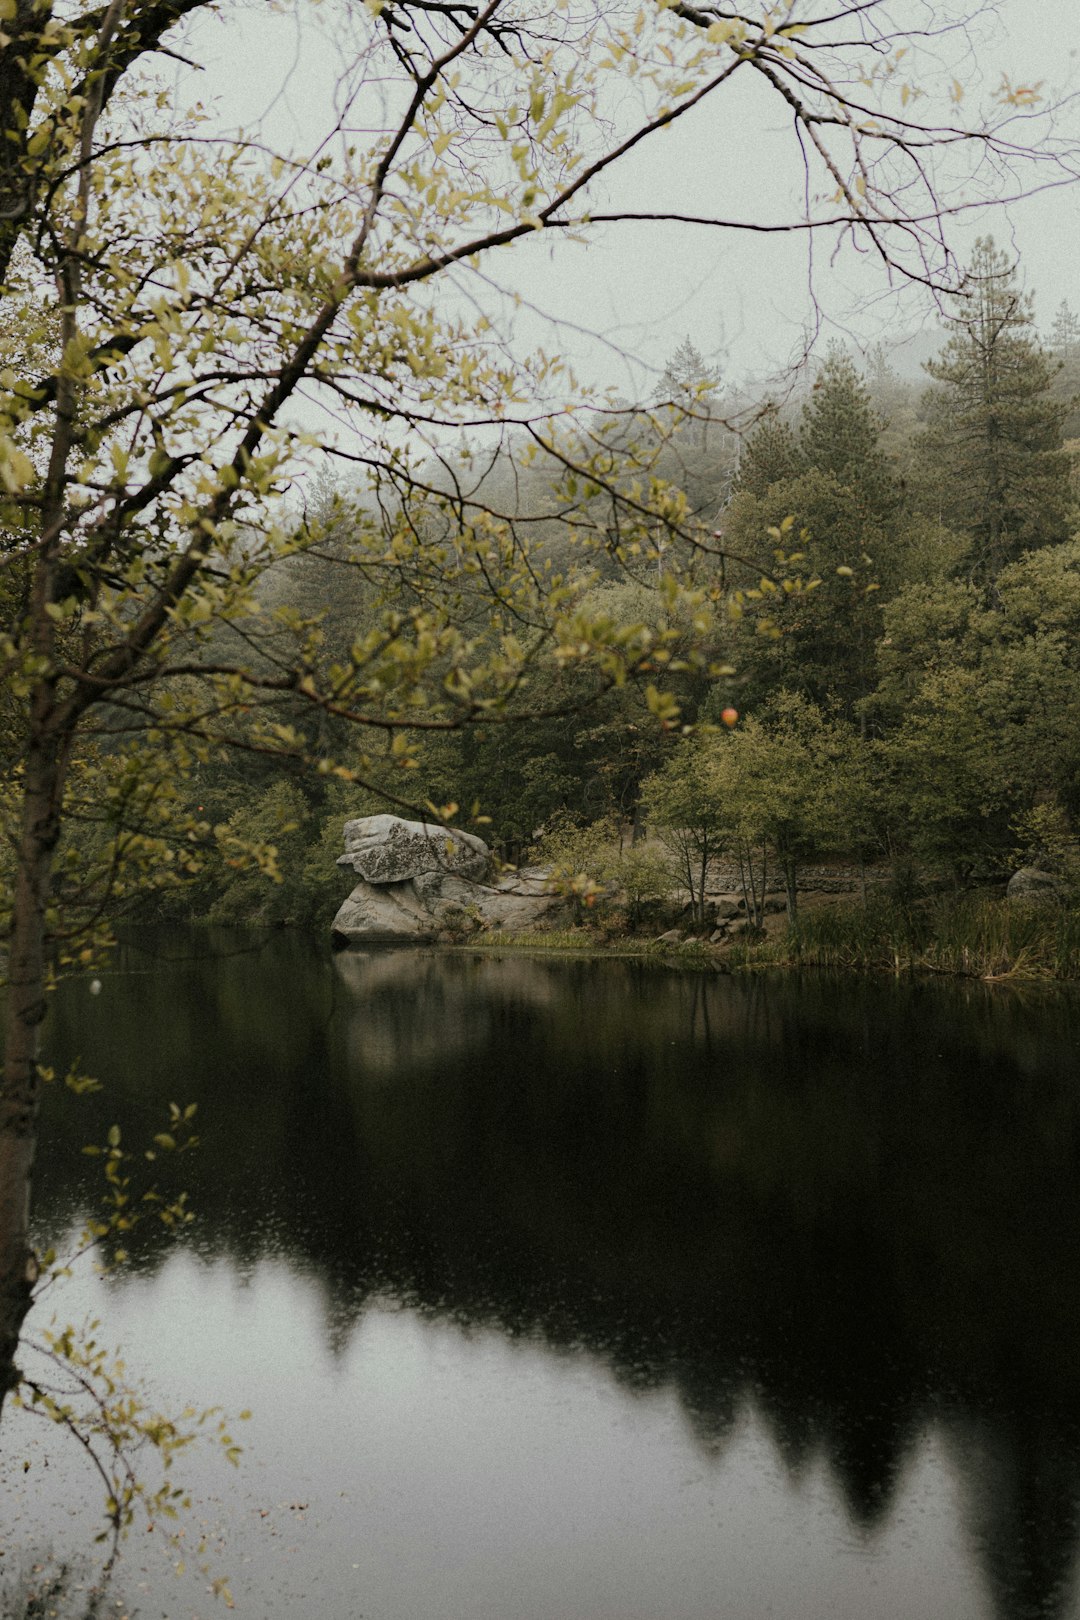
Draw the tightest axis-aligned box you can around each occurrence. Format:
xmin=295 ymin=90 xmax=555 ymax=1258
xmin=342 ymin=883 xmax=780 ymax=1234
xmin=736 ymin=843 xmax=752 ymax=925
xmin=737 ymin=840 xmax=764 ymax=929
xmin=783 ymin=855 xmax=798 ymax=920
xmin=0 ymin=711 xmax=67 ymax=1416
xmin=682 ymin=847 xmax=695 ymax=921
xmin=0 ymin=312 xmax=74 ymax=1416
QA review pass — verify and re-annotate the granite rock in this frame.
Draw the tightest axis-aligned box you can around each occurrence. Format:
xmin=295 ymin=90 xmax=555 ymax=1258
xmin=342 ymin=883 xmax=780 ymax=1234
xmin=337 ymin=814 xmax=490 ymax=885
xmin=331 ymin=829 xmax=566 ymax=944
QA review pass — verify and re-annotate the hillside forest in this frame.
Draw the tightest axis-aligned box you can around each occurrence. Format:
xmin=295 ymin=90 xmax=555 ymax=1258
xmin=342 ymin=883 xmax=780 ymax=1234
xmin=11 ymin=238 xmax=1080 ymax=938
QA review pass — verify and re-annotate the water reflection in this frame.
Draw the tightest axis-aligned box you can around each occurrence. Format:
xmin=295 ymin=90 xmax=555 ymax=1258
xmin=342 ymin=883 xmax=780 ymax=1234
xmin=23 ymin=933 xmax=1080 ymax=1618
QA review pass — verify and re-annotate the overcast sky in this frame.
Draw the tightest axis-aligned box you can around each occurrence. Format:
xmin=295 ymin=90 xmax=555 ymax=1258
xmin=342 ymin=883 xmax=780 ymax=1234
xmin=171 ymin=0 xmax=1080 ymax=403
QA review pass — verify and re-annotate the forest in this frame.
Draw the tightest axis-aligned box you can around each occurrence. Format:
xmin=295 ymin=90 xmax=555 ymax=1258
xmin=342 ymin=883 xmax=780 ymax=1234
xmin=83 ymin=237 xmax=1080 ymax=957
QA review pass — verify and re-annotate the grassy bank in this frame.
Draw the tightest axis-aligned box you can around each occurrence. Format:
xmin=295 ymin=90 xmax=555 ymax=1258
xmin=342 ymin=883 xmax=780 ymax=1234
xmin=464 ymin=896 xmax=1080 ymax=983
xmin=460 ymin=928 xmax=721 ymax=965
xmin=727 ymin=894 xmax=1080 ymax=982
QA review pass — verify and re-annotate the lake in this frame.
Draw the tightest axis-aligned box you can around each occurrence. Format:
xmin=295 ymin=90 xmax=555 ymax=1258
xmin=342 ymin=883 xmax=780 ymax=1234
xmin=3 ymin=930 xmax=1080 ymax=1619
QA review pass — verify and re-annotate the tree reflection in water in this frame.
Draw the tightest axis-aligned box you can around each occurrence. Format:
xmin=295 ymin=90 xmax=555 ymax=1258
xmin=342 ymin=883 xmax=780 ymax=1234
xmin=29 ymin=933 xmax=1080 ymax=1620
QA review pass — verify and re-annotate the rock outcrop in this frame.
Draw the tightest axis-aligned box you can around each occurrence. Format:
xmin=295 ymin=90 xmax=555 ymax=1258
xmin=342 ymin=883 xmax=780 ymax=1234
xmin=331 ymin=814 xmax=564 ymax=943
xmin=337 ymin=813 xmax=490 ymax=884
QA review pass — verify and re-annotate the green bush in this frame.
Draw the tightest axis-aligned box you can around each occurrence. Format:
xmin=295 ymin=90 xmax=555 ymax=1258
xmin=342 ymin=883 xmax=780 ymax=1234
xmin=537 ymin=817 xmax=676 ymax=927
xmin=613 ymin=844 xmax=677 ymax=927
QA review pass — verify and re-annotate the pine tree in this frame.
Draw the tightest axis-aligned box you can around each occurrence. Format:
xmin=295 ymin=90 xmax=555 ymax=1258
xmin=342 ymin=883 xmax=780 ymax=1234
xmin=722 ymin=468 xmax=885 ymax=716
xmin=732 ymin=409 xmax=803 ymax=498
xmin=1048 ymin=298 xmax=1080 ymax=439
xmin=660 ymin=336 xmax=722 ymax=406
xmin=799 ymin=345 xmax=894 ymax=524
xmin=920 ymin=239 xmax=1070 ymax=581
xmin=1050 ymin=300 xmax=1080 ymax=360
xmin=654 ymin=336 xmax=733 ymax=512
xmin=726 ymin=352 xmax=901 ymax=715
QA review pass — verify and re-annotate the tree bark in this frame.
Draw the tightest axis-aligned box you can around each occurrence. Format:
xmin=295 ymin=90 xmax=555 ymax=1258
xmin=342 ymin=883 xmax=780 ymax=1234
xmin=0 ymin=708 xmax=68 ymax=1414
xmin=783 ymin=855 xmax=798 ymax=920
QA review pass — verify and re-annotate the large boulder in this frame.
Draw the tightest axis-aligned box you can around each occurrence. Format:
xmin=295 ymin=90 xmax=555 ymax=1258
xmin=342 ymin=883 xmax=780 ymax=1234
xmin=1006 ymin=867 xmax=1064 ymax=905
xmin=331 ymin=870 xmax=566 ymax=944
xmin=337 ymin=814 xmax=490 ymax=885
xmin=329 ymin=879 xmax=437 ymax=942
xmin=411 ymin=866 xmax=563 ymax=929
xmin=469 ymin=881 xmax=565 ymax=933
xmin=330 ymin=816 xmax=567 ymax=943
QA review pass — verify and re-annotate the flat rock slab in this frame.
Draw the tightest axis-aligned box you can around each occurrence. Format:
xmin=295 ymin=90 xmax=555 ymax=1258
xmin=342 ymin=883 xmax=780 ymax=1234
xmin=470 ymin=887 xmax=565 ymax=931
xmin=337 ymin=814 xmax=490 ymax=885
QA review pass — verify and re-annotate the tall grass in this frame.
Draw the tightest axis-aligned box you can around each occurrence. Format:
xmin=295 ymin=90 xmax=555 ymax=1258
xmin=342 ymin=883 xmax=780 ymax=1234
xmin=734 ymin=894 xmax=1080 ymax=981
xmin=459 ymin=930 xmax=726 ymax=969
xmin=468 ymin=928 xmax=645 ymax=955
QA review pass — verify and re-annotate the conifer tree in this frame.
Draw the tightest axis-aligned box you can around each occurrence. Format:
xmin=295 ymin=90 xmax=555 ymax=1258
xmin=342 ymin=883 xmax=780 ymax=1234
xmin=732 ymin=410 xmax=803 ymax=499
xmin=722 ymin=469 xmax=884 ymax=715
xmin=1050 ymin=301 xmax=1080 ymax=356
xmin=660 ymin=337 xmax=722 ymax=407
xmin=653 ymin=337 xmax=733 ymax=514
xmin=1048 ymin=299 xmax=1080 ymax=439
xmin=920 ymin=239 xmax=1071 ymax=580
xmin=799 ymin=346 xmax=894 ymax=525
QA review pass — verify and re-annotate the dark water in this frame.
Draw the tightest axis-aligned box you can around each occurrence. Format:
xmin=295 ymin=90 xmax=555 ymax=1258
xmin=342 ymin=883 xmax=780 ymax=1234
xmin=4 ymin=931 xmax=1080 ymax=1619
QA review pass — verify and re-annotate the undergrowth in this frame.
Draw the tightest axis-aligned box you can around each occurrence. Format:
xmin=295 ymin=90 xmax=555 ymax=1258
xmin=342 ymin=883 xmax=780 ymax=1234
xmin=730 ymin=894 xmax=1080 ymax=981
xmin=426 ymin=895 xmax=1080 ymax=982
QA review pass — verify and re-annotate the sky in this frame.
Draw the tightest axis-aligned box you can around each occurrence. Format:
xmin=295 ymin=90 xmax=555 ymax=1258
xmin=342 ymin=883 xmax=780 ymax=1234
xmin=166 ymin=0 xmax=1080 ymax=405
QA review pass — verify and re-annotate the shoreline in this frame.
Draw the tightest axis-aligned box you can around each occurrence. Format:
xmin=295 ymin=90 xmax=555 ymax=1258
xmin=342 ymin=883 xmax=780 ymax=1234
xmin=328 ymin=927 xmax=1080 ymax=989
xmin=106 ymin=888 xmax=1080 ymax=988
xmin=412 ymin=894 xmax=1080 ymax=986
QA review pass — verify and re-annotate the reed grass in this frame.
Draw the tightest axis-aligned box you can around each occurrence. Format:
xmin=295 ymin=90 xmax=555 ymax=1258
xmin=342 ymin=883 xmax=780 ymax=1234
xmin=732 ymin=893 xmax=1080 ymax=981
